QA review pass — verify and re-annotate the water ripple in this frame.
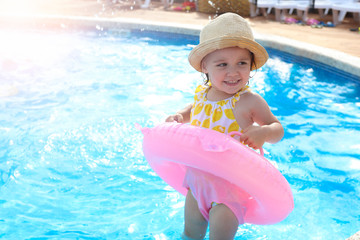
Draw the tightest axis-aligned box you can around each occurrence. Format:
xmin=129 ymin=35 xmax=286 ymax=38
xmin=0 ymin=29 xmax=359 ymax=239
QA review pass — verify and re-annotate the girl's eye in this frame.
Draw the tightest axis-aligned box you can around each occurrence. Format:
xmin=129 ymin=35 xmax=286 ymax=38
xmin=216 ymin=63 xmax=227 ymax=67
xmin=238 ymin=61 xmax=248 ymax=65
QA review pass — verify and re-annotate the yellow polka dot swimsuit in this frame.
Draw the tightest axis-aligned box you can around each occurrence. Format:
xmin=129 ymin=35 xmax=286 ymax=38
xmin=190 ymin=84 xmax=250 ymax=134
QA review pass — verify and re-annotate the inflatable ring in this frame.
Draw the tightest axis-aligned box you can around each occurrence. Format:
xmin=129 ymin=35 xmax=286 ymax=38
xmin=139 ymin=122 xmax=294 ymax=225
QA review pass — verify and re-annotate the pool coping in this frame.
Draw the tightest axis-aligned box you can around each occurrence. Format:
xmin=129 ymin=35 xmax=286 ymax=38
xmin=2 ymin=14 xmax=360 ymax=78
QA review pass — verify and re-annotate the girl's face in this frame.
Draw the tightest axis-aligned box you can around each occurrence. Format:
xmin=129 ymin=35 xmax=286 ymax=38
xmin=201 ymin=47 xmax=252 ymax=99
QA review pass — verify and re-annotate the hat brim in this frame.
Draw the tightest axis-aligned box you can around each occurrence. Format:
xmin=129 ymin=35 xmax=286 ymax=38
xmin=188 ymin=36 xmax=269 ymax=72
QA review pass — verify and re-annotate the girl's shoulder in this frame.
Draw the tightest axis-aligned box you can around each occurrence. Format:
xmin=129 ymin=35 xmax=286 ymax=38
xmin=236 ymin=91 xmax=269 ymax=109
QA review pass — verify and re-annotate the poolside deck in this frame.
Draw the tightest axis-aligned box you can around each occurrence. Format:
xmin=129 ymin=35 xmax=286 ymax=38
xmin=1 ymin=0 xmax=360 ymax=59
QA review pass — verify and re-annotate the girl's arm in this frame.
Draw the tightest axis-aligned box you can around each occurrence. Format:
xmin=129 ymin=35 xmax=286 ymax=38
xmin=235 ymin=93 xmax=284 ymax=150
xmin=241 ymin=121 xmax=284 ymax=150
xmin=165 ymin=104 xmax=193 ymax=123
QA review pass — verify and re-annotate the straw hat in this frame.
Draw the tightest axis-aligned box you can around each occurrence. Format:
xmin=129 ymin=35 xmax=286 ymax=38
xmin=188 ymin=13 xmax=269 ymax=72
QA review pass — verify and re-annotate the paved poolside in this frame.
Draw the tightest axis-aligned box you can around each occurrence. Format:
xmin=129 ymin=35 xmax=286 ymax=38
xmin=2 ymin=0 xmax=359 ymax=76
xmin=1 ymin=0 xmax=360 ymax=58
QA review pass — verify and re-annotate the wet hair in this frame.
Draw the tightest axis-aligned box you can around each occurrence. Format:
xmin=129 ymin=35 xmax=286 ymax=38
xmin=203 ymin=51 xmax=256 ymax=85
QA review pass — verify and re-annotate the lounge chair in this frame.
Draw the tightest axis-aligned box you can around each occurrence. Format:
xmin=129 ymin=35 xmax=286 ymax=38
xmin=313 ymin=0 xmax=334 ymax=18
xmin=249 ymin=0 xmax=277 ymax=18
xmin=136 ymin=0 xmax=174 ymax=9
xmin=250 ymin=0 xmax=309 ymax=22
xmin=332 ymin=2 xmax=360 ymax=25
xmin=273 ymin=1 xmax=310 ymax=22
xmin=313 ymin=0 xmax=355 ymax=19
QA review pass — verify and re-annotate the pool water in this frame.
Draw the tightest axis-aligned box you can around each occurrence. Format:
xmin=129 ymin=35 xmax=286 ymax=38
xmin=0 ymin=28 xmax=359 ymax=239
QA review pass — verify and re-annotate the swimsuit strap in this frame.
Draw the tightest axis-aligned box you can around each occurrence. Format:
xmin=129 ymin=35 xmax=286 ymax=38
xmin=231 ymin=85 xmax=250 ymax=108
xmin=194 ymin=84 xmax=251 ymax=108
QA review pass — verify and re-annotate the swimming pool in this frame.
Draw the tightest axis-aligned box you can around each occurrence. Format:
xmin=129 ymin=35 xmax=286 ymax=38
xmin=0 ymin=27 xmax=359 ymax=239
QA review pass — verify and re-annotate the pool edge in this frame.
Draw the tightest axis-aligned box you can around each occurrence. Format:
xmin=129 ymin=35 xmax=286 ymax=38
xmin=1 ymin=14 xmax=360 ymax=78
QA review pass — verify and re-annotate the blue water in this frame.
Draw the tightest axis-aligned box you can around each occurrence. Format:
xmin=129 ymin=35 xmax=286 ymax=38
xmin=0 ymin=28 xmax=359 ymax=239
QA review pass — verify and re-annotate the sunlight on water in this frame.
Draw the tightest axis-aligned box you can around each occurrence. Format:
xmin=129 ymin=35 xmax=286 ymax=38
xmin=0 ymin=28 xmax=359 ymax=239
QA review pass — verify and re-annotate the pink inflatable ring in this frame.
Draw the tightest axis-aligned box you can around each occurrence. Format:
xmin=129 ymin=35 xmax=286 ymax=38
xmin=139 ymin=122 xmax=294 ymax=225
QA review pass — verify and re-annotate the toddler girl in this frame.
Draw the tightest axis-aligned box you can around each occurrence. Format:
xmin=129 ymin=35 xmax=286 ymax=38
xmin=166 ymin=13 xmax=284 ymax=240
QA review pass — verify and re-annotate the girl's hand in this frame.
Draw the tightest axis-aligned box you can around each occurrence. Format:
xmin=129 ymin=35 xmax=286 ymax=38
xmin=165 ymin=113 xmax=184 ymax=123
xmin=165 ymin=104 xmax=192 ymax=123
xmin=239 ymin=125 xmax=267 ymax=150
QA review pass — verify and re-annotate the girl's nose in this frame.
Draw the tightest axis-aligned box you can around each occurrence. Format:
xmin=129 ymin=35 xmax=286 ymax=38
xmin=227 ymin=65 xmax=239 ymax=76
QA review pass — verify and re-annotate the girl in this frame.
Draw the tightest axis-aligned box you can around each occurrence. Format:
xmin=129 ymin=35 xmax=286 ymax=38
xmin=166 ymin=13 xmax=284 ymax=240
